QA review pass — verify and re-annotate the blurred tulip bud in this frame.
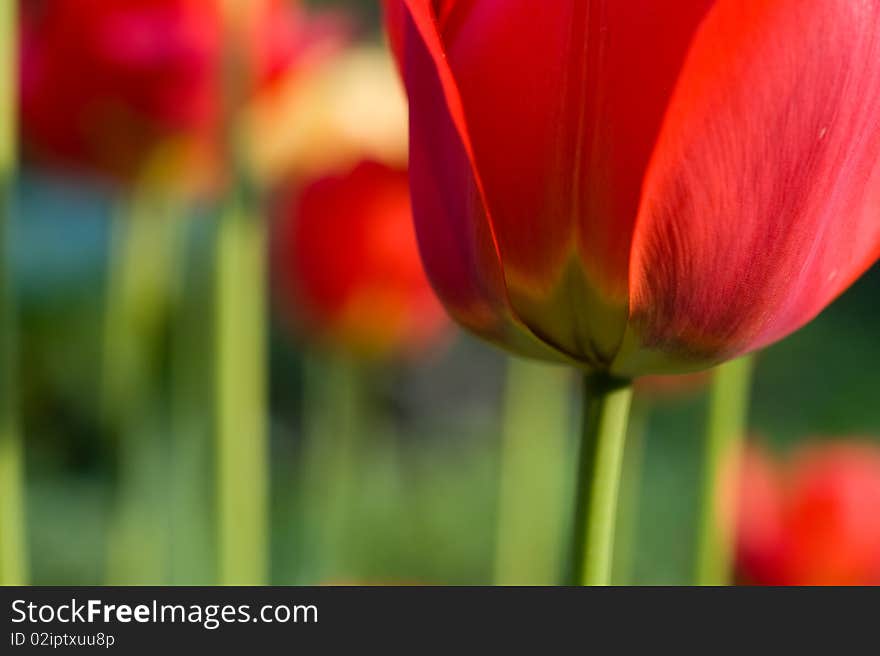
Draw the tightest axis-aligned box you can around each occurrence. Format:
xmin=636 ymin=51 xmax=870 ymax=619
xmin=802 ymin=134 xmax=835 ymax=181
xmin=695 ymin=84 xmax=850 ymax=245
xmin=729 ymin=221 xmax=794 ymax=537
xmin=273 ymin=160 xmax=449 ymax=358
xmin=736 ymin=442 xmax=880 ymax=585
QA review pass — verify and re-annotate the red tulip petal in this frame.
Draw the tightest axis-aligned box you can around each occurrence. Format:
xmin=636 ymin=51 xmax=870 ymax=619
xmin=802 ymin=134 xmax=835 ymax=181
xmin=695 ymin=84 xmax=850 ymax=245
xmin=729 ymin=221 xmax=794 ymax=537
xmin=390 ymin=0 xmax=714 ymax=365
xmin=388 ymin=1 xmax=569 ymax=362
xmin=382 ymin=0 xmax=406 ymax=68
xmin=443 ymin=0 xmax=714 ymax=290
xmin=622 ymin=0 xmax=880 ymax=374
xmin=416 ymin=0 xmax=714 ymax=364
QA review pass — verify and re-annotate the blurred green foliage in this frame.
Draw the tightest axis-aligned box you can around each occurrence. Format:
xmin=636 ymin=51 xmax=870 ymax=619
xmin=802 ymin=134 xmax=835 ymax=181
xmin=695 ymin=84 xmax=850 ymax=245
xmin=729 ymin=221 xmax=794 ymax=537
xmin=13 ymin=169 xmax=880 ymax=585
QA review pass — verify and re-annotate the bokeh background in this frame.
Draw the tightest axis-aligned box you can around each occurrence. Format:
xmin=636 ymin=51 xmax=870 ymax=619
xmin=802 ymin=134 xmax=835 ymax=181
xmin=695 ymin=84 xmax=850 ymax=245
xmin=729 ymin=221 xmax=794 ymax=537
xmin=7 ymin=0 xmax=880 ymax=586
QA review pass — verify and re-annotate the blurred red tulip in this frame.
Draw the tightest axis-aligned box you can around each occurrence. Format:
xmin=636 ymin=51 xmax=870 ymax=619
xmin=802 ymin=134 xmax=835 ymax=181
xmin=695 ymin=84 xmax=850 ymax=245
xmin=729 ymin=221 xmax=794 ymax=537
xmin=732 ymin=445 xmax=787 ymax=585
xmin=634 ymin=371 xmax=711 ymax=401
xmin=273 ymin=161 xmax=450 ymax=358
xmin=19 ymin=0 xmax=341 ymax=187
xmin=736 ymin=443 xmax=880 ymax=585
xmin=384 ymin=1 xmax=880 ymax=376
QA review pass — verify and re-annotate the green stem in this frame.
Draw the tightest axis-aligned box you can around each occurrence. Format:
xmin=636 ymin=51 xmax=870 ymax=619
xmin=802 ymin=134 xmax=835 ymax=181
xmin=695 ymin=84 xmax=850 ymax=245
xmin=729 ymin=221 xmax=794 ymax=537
xmin=104 ymin=404 xmax=169 ymax=585
xmin=611 ymin=398 xmax=649 ymax=585
xmin=0 ymin=397 xmax=25 ymax=587
xmin=0 ymin=0 xmax=27 ymax=586
xmin=494 ymin=358 xmax=571 ymax=585
xmin=212 ymin=0 xmax=269 ymax=586
xmin=299 ymin=355 xmax=365 ymax=583
xmin=168 ymin=218 xmax=213 ymax=585
xmin=215 ymin=204 xmax=268 ymax=585
xmin=101 ymin=199 xmax=180 ymax=424
xmin=102 ymin=197 xmax=179 ymax=585
xmin=569 ymin=375 xmax=632 ymax=586
xmin=695 ymin=356 xmax=754 ymax=586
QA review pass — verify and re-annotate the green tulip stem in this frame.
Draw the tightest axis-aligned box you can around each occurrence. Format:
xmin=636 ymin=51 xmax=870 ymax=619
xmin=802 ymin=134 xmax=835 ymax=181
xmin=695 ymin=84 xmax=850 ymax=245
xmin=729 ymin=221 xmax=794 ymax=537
xmin=695 ymin=356 xmax=754 ymax=586
xmin=215 ymin=202 xmax=268 ymax=585
xmin=0 ymin=0 xmax=27 ymax=587
xmin=611 ymin=398 xmax=649 ymax=585
xmin=102 ymin=195 xmax=180 ymax=585
xmin=213 ymin=0 xmax=269 ymax=586
xmin=570 ymin=374 xmax=633 ymax=586
xmin=168 ymin=218 xmax=213 ymax=585
xmin=494 ymin=358 xmax=571 ymax=585
xmin=300 ymin=354 xmax=368 ymax=582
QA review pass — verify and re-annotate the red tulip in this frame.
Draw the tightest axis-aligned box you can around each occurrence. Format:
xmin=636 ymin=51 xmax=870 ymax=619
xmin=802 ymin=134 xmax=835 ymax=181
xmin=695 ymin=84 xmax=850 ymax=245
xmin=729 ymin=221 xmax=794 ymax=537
xmin=384 ymin=1 xmax=880 ymax=375
xmin=19 ymin=0 xmax=338 ymax=186
xmin=273 ymin=160 xmax=450 ymax=357
xmin=736 ymin=443 xmax=880 ymax=585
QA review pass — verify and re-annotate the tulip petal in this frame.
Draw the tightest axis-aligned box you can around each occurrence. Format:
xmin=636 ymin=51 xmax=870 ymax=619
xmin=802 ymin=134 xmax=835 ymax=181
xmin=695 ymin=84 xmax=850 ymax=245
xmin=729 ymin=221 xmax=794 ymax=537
xmin=620 ymin=0 xmax=880 ymax=374
xmin=441 ymin=0 xmax=714 ymax=289
xmin=383 ymin=0 xmax=406 ymax=68
xmin=387 ymin=1 xmax=570 ymax=362
xmin=389 ymin=0 xmax=715 ymax=365
xmin=424 ymin=0 xmax=715 ymax=364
